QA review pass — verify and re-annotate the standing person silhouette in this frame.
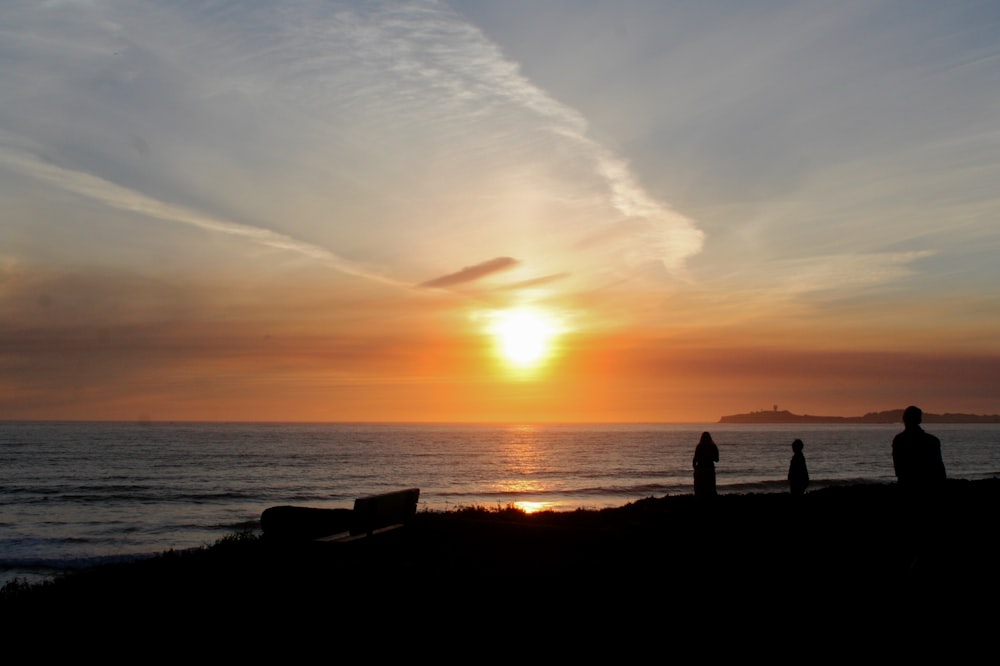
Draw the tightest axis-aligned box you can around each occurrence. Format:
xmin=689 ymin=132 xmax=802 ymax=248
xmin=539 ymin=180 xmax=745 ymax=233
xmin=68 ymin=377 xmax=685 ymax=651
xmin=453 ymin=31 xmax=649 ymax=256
xmin=788 ymin=438 xmax=809 ymax=496
xmin=891 ymin=405 xmax=947 ymax=579
xmin=892 ymin=405 xmax=946 ymax=494
xmin=692 ymin=431 xmax=720 ymax=498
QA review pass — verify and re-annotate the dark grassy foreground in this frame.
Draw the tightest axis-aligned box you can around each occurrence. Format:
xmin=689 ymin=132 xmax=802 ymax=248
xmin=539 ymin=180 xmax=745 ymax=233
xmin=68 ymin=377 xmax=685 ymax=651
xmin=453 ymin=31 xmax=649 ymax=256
xmin=3 ymin=479 xmax=998 ymax=648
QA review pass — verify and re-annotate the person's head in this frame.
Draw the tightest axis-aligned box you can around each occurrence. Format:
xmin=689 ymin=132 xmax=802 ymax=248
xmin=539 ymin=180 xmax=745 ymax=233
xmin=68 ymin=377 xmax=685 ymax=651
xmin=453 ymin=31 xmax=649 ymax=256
xmin=699 ymin=431 xmax=714 ymax=445
xmin=792 ymin=439 xmax=804 ymax=453
xmin=903 ymin=405 xmax=922 ymax=427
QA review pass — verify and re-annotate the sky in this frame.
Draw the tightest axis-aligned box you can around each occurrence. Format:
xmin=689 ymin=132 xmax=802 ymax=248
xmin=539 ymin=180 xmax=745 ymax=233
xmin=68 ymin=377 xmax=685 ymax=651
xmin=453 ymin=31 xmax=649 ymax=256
xmin=2 ymin=0 xmax=999 ymax=423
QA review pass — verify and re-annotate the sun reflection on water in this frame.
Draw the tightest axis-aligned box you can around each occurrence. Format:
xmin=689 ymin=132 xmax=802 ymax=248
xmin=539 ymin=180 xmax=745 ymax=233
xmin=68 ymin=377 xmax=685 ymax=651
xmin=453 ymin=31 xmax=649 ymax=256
xmin=491 ymin=424 xmax=550 ymax=508
xmin=512 ymin=500 xmax=550 ymax=514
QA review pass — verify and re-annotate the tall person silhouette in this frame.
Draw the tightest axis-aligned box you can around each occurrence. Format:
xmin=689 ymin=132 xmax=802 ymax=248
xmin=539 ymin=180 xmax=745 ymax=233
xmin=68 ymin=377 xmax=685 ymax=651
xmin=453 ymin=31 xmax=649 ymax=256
xmin=891 ymin=405 xmax=947 ymax=580
xmin=892 ymin=405 xmax=946 ymax=494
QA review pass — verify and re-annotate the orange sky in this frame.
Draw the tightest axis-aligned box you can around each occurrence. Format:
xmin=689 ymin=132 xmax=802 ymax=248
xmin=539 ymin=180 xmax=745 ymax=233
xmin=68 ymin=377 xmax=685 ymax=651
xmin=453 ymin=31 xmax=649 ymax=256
xmin=3 ymin=269 xmax=998 ymax=422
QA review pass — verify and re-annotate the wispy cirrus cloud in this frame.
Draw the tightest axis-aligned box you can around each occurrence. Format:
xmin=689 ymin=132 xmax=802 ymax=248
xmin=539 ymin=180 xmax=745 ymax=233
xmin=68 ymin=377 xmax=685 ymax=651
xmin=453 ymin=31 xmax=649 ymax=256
xmin=0 ymin=1 xmax=704 ymax=295
xmin=0 ymin=132 xmax=408 ymax=289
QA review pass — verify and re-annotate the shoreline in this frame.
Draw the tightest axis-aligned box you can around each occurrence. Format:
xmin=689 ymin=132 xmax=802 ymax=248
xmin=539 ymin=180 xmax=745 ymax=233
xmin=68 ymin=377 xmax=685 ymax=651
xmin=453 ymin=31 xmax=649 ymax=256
xmin=4 ymin=478 xmax=998 ymax=626
xmin=0 ymin=476 xmax=912 ymax=586
xmin=720 ymin=408 xmax=1000 ymax=424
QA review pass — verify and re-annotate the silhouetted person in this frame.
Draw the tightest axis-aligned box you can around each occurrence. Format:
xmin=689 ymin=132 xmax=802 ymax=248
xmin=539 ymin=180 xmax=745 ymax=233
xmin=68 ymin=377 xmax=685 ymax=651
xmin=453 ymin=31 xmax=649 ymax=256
xmin=788 ymin=438 xmax=809 ymax=496
xmin=892 ymin=405 xmax=947 ymax=580
xmin=892 ymin=405 xmax=946 ymax=494
xmin=693 ymin=431 xmax=719 ymax=498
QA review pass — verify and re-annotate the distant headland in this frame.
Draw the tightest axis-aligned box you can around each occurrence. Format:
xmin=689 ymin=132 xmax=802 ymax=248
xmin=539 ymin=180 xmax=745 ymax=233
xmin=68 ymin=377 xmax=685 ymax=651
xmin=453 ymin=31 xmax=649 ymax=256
xmin=719 ymin=408 xmax=1000 ymax=424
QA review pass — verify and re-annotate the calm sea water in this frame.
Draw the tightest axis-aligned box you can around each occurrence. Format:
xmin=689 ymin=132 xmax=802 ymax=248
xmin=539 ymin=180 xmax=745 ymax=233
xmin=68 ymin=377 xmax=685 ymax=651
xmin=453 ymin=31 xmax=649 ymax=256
xmin=2 ymin=420 xmax=999 ymax=586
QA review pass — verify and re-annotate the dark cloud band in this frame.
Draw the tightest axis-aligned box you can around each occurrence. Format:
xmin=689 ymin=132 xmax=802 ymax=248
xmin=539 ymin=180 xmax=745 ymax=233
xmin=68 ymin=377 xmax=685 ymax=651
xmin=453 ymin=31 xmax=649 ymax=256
xmin=419 ymin=257 xmax=520 ymax=288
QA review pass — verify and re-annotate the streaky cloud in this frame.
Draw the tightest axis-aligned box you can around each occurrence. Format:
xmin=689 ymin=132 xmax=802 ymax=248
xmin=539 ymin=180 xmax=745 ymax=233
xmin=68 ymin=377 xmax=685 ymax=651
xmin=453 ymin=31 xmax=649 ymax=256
xmin=492 ymin=272 xmax=571 ymax=291
xmin=0 ymin=133 xmax=408 ymax=289
xmin=419 ymin=257 xmax=520 ymax=288
xmin=423 ymin=5 xmax=705 ymax=272
xmin=772 ymin=251 xmax=936 ymax=295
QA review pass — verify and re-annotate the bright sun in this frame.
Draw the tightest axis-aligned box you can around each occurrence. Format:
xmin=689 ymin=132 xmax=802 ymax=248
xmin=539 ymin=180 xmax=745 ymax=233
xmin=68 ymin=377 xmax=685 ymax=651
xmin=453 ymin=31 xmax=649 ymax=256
xmin=488 ymin=307 xmax=561 ymax=369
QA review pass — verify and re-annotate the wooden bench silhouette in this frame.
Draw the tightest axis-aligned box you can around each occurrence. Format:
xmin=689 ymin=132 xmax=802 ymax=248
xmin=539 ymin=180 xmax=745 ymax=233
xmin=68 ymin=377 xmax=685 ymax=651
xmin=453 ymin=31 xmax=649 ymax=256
xmin=261 ymin=488 xmax=420 ymax=543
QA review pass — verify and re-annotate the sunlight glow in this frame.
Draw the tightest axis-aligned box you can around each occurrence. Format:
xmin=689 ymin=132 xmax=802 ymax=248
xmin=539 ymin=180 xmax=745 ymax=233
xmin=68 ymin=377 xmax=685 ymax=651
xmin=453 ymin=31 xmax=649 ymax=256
xmin=487 ymin=307 xmax=562 ymax=369
xmin=513 ymin=501 xmax=549 ymax=514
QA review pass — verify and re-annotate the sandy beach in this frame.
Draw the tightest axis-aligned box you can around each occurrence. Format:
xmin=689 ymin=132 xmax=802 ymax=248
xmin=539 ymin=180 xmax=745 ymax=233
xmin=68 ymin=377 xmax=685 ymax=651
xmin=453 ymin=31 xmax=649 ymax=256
xmin=3 ymin=479 xmax=997 ymax=648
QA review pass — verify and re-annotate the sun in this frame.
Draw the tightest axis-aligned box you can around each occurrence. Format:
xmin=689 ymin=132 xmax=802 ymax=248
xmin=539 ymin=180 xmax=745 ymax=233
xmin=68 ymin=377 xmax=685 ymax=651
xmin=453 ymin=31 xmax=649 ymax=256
xmin=487 ymin=307 xmax=561 ymax=369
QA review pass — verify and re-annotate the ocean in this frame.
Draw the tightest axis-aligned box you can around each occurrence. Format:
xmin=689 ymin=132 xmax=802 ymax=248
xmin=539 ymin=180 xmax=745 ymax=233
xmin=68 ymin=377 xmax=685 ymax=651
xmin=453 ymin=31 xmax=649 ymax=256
xmin=2 ymin=420 xmax=998 ymax=587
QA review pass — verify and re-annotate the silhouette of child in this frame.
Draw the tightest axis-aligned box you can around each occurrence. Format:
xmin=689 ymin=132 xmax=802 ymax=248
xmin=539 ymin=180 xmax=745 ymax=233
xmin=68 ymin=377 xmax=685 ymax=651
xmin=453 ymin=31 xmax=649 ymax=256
xmin=788 ymin=439 xmax=809 ymax=496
